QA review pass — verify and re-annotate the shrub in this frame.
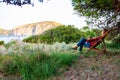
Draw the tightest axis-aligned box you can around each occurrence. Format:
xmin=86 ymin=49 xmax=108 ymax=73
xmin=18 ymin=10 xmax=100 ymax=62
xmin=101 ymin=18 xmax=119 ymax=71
xmin=0 ymin=41 xmax=4 ymax=45
xmin=4 ymin=40 xmax=17 ymax=49
xmin=112 ymin=34 xmax=120 ymax=44
xmin=23 ymin=25 xmax=84 ymax=44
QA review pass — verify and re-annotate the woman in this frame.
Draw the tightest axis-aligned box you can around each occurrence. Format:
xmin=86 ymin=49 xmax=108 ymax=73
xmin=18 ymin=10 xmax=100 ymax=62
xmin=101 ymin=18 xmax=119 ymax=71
xmin=72 ymin=29 xmax=108 ymax=51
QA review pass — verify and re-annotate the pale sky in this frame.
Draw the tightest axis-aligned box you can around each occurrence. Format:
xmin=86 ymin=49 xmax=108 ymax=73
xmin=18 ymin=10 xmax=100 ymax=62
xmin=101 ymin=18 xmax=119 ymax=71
xmin=0 ymin=0 xmax=87 ymax=30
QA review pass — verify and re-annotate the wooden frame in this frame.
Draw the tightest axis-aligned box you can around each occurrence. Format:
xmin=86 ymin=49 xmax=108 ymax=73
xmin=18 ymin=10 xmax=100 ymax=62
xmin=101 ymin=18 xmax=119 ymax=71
xmin=84 ymin=12 xmax=119 ymax=54
xmin=85 ymin=28 xmax=112 ymax=54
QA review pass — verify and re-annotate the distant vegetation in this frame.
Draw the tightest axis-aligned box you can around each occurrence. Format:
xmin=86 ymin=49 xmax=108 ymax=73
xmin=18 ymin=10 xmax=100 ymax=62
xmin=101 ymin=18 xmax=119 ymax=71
xmin=0 ymin=41 xmax=4 ymax=45
xmin=23 ymin=25 xmax=101 ymax=44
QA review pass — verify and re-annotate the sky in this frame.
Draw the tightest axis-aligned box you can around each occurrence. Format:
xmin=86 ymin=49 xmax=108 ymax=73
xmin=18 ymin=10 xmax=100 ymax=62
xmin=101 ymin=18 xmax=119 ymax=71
xmin=0 ymin=0 xmax=87 ymax=30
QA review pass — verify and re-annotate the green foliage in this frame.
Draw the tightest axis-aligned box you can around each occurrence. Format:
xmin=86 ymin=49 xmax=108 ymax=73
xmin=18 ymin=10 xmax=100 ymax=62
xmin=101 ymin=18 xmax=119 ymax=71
xmin=23 ymin=35 xmax=38 ymax=43
xmin=72 ymin=0 xmax=114 ymax=18
xmin=105 ymin=28 xmax=120 ymax=41
xmin=4 ymin=41 xmax=17 ymax=49
xmin=72 ymin=0 xmax=120 ymax=30
xmin=23 ymin=25 xmax=103 ymax=44
xmin=82 ymin=26 xmax=89 ymax=31
xmin=2 ymin=55 xmax=18 ymax=74
xmin=106 ymin=41 xmax=120 ymax=50
xmin=0 ymin=0 xmax=43 ymax=6
xmin=0 ymin=51 xmax=77 ymax=80
xmin=112 ymin=34 xmax=120 ymax=44
xmin=81 ymin=26 xmax=101 ymax=38
xmin=0 ymin=41 xmax=4 ymax=45
xmin=23 ymin=25 xmax=84 ymax=44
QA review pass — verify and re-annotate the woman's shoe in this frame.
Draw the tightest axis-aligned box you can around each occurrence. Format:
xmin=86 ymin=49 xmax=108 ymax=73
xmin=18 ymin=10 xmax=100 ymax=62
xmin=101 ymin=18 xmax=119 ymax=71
xmin=71 ymin=46 xmax=78 ymax=50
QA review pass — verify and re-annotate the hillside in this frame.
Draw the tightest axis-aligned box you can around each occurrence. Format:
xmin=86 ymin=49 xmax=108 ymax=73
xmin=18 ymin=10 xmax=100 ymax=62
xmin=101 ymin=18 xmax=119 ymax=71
xmin=9 ymin=21 xmax=62 ymax=36
xmin=0 ymin=28 xmax=10 ymax=35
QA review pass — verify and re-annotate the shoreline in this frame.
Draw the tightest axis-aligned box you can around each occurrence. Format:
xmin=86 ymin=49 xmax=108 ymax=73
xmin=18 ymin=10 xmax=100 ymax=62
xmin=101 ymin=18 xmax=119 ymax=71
xmin=0 ymin=36 xmax=28 ymax=43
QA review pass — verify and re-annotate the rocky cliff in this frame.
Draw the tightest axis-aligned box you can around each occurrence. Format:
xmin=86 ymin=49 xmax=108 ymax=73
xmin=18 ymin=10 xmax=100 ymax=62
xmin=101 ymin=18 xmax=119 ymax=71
xmin=9 ymin=21 xmax=62 ymax=36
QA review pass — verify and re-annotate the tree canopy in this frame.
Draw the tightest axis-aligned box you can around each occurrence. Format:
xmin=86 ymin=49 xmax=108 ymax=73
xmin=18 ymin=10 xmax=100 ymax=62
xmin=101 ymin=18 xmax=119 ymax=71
xmin=72 ymin=0 xmax=115 ymax=17
xmin=72 ymin=0 xmax=120 ymax=29
xmin=0 ymin=0 xmax=43 ymax=6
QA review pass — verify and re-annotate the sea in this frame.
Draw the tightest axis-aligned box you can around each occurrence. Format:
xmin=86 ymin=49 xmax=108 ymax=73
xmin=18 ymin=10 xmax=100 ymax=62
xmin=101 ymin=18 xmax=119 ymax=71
xmin=0 ymin=35 xmax=28 ymax=43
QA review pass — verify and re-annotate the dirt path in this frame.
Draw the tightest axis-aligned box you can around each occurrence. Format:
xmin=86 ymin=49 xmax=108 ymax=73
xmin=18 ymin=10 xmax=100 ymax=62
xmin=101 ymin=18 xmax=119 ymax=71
xmin=0 ymin=73 xmax=21 ymax=80
xmin=52 ymin=53 xmax=120 ymax=80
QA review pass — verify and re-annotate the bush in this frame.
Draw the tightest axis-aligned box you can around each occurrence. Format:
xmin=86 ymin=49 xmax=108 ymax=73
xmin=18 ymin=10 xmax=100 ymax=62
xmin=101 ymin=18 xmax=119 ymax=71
xmin=112 ymin=34 xmax=120 ymax=44
xmin=4 ymin=40 xmax=17 ymax=49
xmin=23 ymin=25 xmax=84 ymax=44
xmin=0 ymin=41 xmax=4 ymax=45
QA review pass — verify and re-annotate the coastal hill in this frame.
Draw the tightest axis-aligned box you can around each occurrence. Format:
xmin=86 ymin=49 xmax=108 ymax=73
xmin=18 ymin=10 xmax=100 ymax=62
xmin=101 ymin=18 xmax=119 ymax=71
xmin=0 ymin=28 xmax=10 ymax=35
xmin=9 ymin=21 xmax=62 ymax=36
xmin=0 ymin=21 xmax=62 ymax=36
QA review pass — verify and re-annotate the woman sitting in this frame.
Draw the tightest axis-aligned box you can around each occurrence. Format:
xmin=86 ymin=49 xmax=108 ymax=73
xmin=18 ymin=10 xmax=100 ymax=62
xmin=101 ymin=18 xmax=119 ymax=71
xmin=72 ymin=29 xmax=108 ymax=51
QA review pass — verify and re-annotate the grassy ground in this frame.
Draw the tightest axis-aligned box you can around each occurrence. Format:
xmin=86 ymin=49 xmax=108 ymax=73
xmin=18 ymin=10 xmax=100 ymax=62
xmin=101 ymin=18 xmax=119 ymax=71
xmin=51 ymin=53 xmax=120 ymax=80
xmin=0 ymin=41 xmax=78 ymax=80
xmin=0 ymin=40 xmax=119 ymax=80
xmin=50 ymin=42 xmax=120 ymax=80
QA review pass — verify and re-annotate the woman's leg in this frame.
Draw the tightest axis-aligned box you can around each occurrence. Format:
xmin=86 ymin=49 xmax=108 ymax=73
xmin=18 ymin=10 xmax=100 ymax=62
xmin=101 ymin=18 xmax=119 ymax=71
xmin=77 ymin=38 xmax=87 ymax=51
xmin=77 ymin=38 xmax=87 ymax=46
xmin=72 ymin=38 xmax=87 ymax=51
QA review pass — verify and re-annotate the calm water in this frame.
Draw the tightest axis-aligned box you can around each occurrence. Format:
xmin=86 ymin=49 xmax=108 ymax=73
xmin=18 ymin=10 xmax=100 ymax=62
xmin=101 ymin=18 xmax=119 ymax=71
xmin=0 ymin=36 xmax=28 ymax=43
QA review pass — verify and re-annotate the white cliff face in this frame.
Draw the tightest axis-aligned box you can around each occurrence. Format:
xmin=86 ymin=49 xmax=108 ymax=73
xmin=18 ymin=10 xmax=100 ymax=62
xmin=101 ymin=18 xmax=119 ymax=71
xmin=11 ymin=21 xmax=62 ymax=36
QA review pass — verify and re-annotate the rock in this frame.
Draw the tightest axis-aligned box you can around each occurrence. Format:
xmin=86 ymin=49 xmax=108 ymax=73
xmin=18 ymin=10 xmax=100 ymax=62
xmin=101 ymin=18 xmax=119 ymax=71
xmin=10 ymin=21 xmax=62 ymax=36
